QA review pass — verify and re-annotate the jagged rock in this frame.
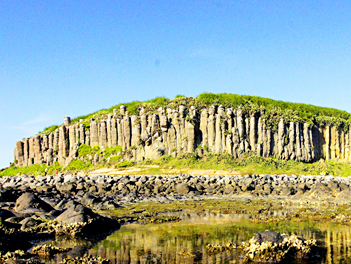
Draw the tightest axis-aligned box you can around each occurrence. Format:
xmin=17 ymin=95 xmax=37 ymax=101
xmin=243 ymin=231 xmax=318 ymax=263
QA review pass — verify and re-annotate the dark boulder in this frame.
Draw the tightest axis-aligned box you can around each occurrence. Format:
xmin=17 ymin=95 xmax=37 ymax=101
xmin=14 ymin=193 xmax=54 ymax=213
xmin=0 ymin=208 xmax=16 ymax=221
xmin=56 ymin=203 xmax=98 ymax=224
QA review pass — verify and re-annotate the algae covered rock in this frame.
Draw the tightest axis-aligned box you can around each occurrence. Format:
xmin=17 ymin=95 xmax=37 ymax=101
xmin=243 ymin=230 xmax=317 ymax=263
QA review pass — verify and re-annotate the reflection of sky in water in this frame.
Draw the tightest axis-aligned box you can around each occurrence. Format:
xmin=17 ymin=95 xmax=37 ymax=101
xmin=86 ymin=210 xmax=351 ymax=264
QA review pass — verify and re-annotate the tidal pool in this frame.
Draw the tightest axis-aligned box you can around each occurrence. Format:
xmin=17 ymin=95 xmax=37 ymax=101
xmin=35 ymin=199 xmax=351 ymax=263
xmin=85 ymin=209 xmax=351 ymax=264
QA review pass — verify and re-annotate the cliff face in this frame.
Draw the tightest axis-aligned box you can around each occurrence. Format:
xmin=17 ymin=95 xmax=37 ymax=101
xmin=13 ymin=104 xmax=350 ymax=167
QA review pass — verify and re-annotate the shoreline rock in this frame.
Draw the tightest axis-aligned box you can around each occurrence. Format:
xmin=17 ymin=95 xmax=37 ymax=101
xmin=243 ymin=231 xmax=319 ymax=263
xmin=1 ymin=174 xmax=351 ymax=206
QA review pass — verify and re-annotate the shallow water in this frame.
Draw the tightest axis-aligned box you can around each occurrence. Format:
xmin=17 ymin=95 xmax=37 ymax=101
xmin=81 ymin=210 xmax=351 ymax=264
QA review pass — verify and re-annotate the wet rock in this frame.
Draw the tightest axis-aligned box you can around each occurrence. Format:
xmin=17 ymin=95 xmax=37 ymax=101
xmin=243 ymin=231 xmax=318 ymax=263
xmin=30 ymin=244 xmax=71 ymax=256
xmin=20 ymin=217 xmax=42 ymax=230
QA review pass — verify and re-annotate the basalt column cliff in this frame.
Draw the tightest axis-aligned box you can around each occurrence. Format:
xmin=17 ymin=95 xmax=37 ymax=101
xmin=13 ymin=104 xmax=349 ymax=167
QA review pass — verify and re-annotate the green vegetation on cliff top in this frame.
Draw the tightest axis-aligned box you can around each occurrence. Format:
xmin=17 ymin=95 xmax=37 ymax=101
xmin=40 ymin=93 xmax=351 ymax=135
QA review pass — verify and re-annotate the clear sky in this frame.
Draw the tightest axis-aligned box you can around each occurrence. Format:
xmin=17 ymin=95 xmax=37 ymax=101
xmin=1 ymin=0 xmax=351 ymax=169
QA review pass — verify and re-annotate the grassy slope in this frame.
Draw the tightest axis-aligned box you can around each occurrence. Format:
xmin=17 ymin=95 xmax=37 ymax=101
xmin=2 ymin=152 xmax=351 ymax=177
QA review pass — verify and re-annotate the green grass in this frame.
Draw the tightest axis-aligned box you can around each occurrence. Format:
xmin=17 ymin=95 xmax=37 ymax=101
xmin=115 ymin=160 xmax=135 ymax=168
xmin=0 ymin=162 xmax=63 ymax=176
xmin=104 ymin=145 xmax=123 ymax=156
xmin=39 ymin=93 xmax=351 ymax=135
xmin=65 ymin=159 xmax=93 ymax=171
xmin=144 ymin=152 xmax=351 ymax=176
xmin=3 ymin=152 xmax=351 ymax=176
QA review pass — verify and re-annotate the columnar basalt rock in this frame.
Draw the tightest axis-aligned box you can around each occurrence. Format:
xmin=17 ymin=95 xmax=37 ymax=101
xmin=207 ymin=108 xmax=216 ymax=152
xmin=79 ymin=124 xmax=85 ymax=145
xmin=123 ymin=114 xmax=131 ymax=149
xmin=106 ymin=115 xmax=112 ymax=148
xmin=110 ymin=117 xmax=117 ymax=147
xmin=90 ymin=119 xmax=99 ymax=147
xmin=99 ymin=121 xmax=107 ymax=150
xmin=12 ymin=105 xmax=351 ymax=167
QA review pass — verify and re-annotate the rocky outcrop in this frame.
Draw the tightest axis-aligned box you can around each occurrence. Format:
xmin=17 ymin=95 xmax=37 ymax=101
xmin=13 ymin=105 xmax=351 ymax=167
xmin=243 ymin=231 xmax=318 ymax=263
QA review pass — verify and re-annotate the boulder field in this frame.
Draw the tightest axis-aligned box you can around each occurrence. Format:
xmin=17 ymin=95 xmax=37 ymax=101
xmin=1 ymin=174 xmax=351 ymax=206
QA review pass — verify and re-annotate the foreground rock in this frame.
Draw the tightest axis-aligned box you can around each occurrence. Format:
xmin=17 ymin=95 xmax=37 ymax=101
xmin=0 ymin=191 xmax=120 ymax=261
xmin=243 ymin=231 xmax=318 ymax=263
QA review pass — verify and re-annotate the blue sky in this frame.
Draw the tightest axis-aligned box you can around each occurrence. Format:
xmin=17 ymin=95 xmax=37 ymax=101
xmin=1 ymin=1 xmax=351 ymax=169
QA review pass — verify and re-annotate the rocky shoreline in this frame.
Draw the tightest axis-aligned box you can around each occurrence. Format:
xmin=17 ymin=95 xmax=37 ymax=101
xmin=1 ymin=173 xmax=351 ymax=206
xmin=1 ymin=173 xmax=350 ymax=263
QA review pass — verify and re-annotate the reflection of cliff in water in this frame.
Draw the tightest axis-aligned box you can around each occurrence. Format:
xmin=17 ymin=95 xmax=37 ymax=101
xmin=87 ymin=211 xmax=351 ymax=264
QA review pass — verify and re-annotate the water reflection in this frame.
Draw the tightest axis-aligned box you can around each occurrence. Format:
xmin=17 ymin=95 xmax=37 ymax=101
xmin=86 ymin=211 xmax=351 ymax=264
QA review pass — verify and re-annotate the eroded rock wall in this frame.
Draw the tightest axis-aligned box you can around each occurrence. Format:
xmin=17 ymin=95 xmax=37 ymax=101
xmin=14 ymin=106 xmax=351 ymax=167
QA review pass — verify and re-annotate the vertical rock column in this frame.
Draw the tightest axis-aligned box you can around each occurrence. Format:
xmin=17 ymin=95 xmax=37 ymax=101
xmin=249 ymin=114 xmax=257 ymax=151
xmin=69 ymin=125 xmax=77 ymax=154
xmin=117 ymin=118 xmax=123 ymax=147
xmin=79 ymin=124 xmax=85 ymax=144
xmin=123 ymin=114 xmax=131 ymax=149
xmin=111 ymin=117 xmax=118 ymax=147
xmin=48 ymin=133 xmax=54 ymax=150
xmin=186 ymin=106 xmax=196 ymax=153
xmin=90 ymin=119 xmax=99 ymax=147
xmin=237 ymin=107 xmax=245 ymax=155
xmin=131 ymin=115 xmax=141 ymax=146
xmin=58 ymin=126 xmax=68 ymax=165
xmin=200 ymin=109 xmax=208 ymax=148
xmin=14 ymin=141 xmax=24 ymax=166
xmin=256 ymin=117 xmax=263 ymax=156
xmin=99 ymin=121 xmax=107 ymax=150
xmin=207 ymin=106 xmax=216 ymax=152
xmin=22 ymin=138 xmax=29 ymax=166
xmin=33 ymin=136 xmax=42 ymax=164
xmin=179 ymin=105 xmax=187 ymax=153
xmin=159 ymin=109 xmax=168 ymax=151
xmin=172 ymin=111 xmax=181 ymax=155
xmin=277 ymin=119 xmax=285 ymax=158
xmin=288 ymin=122 xmax=295 ymax=160
xmin=106 ymin=115 xmax=112 ymax=148
xmin=330 ymin=126 xmax=337 ymax=160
